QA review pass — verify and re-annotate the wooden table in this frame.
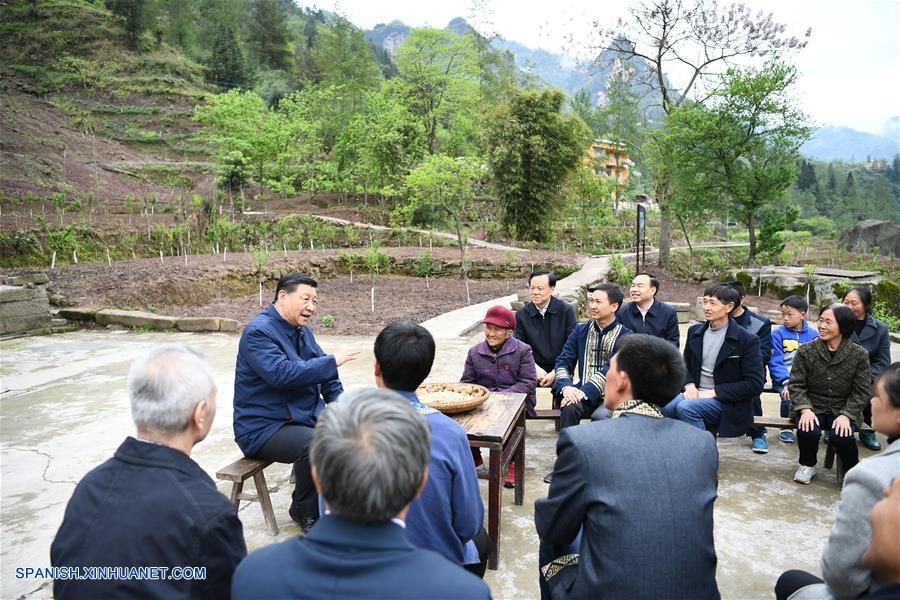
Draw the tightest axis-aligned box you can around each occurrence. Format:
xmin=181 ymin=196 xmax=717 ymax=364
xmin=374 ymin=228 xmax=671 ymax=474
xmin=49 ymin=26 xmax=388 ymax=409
xmin=451 ymin=391 xmax=526 ymax=570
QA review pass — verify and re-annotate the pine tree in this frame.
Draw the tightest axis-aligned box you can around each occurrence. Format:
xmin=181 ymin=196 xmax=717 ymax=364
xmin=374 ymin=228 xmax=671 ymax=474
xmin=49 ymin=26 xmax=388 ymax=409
xmin=105 ymin=0 xmax=147 ymax=49
xmin=246 ymin=0 xmax=291 ymax=71
xmin=207 ymin=24 xmax=246 ymax=90
xmin=844 ymin=171 xmax=856 ymax=197
xmin=826 ymin=163 xmax=837 ymax=191
xmin=796 ymin=159 xmax=817 ymax=191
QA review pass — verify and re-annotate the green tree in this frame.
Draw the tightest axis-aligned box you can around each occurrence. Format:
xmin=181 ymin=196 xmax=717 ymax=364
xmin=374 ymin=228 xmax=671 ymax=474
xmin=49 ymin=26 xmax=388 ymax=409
xmin=246 ymin=0 xmax=291 ymax=71
xmin=105 ymin=0 xmax=147 ymax=49
xmin=393 ymin=28 xmax=480 ymax=155
xmin=485 ymin=89 xmax=590 ymax=242
xmin=312 ymin=16 xmax=381 ymax=112
xmin=335 ymin=91 xmax=426 ymax=202
xmin=661 ymin=63 xmax=812 ymax=266
xmin=398 ymin=155 xmax=485 ymax=285
xmin=206 ymin=23 xmax=247 ymax=90
xmin=562 ymin=159 xmax=615 ymax=250
xmin=796 ymin=159 xmax=817 ymax=191
xmin=569 ymin=89 xmax=600 ymax=134
xmin=595 ymin=58 xmax=645 ymax=210
xmin=195 ymin=90 xmax=281 ymax=198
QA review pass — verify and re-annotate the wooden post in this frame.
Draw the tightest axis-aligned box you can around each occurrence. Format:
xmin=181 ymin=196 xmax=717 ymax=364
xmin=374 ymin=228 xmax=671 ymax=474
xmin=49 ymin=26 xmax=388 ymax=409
xmin=73 ymin=250 xmax=78 ymax=264
xmin=51 ymin=251 xmax=56 ymax=270
xmin=159 ymin=250 xmax=164 ymax=265
xmin=106 ymin=248 xmax=111 ymax=266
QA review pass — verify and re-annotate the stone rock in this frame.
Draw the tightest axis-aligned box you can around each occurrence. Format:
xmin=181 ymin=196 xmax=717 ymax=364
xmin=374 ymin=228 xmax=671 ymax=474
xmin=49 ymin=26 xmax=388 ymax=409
xmin=94 ymin=309 xmax=177 ymax=330
xmin=695 ymin=296 xmax=705 ymax=321
xmin=0 ymin=285 xmax=41 ymax=303
xmin=1 ymin=298 xmax=51 ymax=318
xmin=176 ymin=317 xmax=221 ymax=332
xmin=840 ymin=220 xmax=900 ymax=257
xmin=0 ymin=315 xmax=52 ymax=335
xmin=59 ymin=307 xmax=98 ymax=321
xmin=219 ymin=318 xmax=241 ymax=332
xmin=17 ymin=273 xmax=50 ymax=285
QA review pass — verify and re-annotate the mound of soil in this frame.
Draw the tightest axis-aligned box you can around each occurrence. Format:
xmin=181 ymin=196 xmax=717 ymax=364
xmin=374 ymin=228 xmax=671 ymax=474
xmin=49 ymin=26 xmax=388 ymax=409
xmin=27 ymin=247 xmax=583 ymax=336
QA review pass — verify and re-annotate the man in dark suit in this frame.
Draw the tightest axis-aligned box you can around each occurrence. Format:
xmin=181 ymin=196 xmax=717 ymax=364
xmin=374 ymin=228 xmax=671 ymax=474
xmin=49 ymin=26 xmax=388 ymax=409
xmin=231 ymin=388 xmax=490 ymax=600
xmin=51 ymin=345 xmax=246 ymax=599
xmin=617 ymin=272 xmax=680 ymax=347
xmin=233 ymin=272 xmax=360 ymax=529
xmin=663 ymin=284 xmax=765 ymax=437
xmin=536 ymin=335 xmax=720 ymax=599
xmin=514 ymin=269 xmax=577 ymax=401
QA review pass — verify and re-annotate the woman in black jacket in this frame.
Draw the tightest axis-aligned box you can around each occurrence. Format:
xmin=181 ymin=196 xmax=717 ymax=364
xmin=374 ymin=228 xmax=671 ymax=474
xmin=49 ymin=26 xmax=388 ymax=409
xmin=789 ymin=303 xmax=870 ymax=484
xmin=843 ymin=287 xmax=891 ymax=451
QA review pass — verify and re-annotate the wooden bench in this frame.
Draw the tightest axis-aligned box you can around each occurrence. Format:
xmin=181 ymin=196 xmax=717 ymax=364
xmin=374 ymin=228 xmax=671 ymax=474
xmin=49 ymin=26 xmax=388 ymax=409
xmin=530 ymin=384 xmax=782 ymax=429
xmin=217 ymin=457 xmax=279 ymax=536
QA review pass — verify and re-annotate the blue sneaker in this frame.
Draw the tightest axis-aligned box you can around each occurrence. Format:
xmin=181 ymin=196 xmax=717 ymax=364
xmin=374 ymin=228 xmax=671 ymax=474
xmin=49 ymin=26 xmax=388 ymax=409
xmin=752 ymin=436 xmax=769 ymax=454
xmin=779 ymin=430 xmax=795 ymax=444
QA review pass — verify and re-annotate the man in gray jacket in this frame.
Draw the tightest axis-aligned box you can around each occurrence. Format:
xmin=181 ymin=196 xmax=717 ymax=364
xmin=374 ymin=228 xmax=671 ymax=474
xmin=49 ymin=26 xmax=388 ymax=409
xmin=535 ymin=334 xmax=720 ymax=599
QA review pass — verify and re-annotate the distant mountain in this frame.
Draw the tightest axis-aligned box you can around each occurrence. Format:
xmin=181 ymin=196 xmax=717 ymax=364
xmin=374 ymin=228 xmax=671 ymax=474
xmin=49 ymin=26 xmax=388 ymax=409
xmin=366 ymin=17 xmax=664 ymax=123
xmin=801 ymin=126 xmax=900 ymax=162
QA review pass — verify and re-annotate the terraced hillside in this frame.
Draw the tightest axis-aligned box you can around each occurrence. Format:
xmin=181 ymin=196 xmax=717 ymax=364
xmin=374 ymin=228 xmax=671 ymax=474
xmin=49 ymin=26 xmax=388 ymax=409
xmin=0 ymin=0 xmax=217 ymax=200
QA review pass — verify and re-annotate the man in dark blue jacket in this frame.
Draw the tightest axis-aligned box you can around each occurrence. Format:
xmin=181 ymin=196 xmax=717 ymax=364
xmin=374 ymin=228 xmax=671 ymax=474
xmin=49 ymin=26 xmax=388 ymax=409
xmin=374 ymin=320 xmax=489 ymax=577
xmin=617 ymin=272 xmax=680 ymax=347
xmin=51 ymin=344 xmax=246 ymax=599
xmin=663 ymin=284 xmax=765 ymax=437
xmin=233 ymin=273 xmax=360 ymax=529
xmin=231 ymin=388 xmax=490 ymax=600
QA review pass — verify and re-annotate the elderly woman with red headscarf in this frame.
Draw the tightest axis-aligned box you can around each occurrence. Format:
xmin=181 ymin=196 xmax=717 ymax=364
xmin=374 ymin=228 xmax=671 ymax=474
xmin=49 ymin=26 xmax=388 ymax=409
xmin=461 ymin=305 xmax=537 ymax=487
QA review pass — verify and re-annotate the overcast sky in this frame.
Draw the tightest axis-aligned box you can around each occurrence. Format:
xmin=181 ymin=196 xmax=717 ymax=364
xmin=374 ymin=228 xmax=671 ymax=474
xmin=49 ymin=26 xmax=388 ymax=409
xmin=318 ymin=0 xmax=900 ymax=137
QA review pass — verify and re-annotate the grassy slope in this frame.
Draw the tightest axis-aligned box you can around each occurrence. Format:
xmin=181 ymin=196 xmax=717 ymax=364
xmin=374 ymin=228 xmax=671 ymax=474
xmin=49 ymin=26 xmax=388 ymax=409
xmin=0 ymin=0 xmax=217 ymax=200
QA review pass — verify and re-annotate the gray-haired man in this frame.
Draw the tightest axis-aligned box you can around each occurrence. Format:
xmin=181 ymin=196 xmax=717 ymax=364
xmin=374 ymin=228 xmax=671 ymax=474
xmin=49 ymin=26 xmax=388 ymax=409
xmin=51 ymin=344 xmax=246 ymax=599
xmin=232 ymin=388 xmax=490 ymax=599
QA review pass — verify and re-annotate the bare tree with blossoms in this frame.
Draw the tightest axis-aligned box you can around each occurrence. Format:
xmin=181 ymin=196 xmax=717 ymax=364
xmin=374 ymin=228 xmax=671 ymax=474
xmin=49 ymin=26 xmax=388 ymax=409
xmin=572 ymin=0 xmax=811 ymax=267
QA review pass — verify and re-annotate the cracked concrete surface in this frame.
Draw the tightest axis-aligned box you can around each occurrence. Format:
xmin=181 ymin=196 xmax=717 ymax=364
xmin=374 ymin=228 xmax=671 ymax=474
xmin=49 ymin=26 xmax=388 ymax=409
xmin=2 ymin=326 xmax=897 ymax=599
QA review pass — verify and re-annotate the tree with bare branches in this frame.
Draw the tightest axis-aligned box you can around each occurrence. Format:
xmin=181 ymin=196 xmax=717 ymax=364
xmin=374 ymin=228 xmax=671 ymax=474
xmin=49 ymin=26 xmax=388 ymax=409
xmin=575 ymin=0 xmax=810 ymax=267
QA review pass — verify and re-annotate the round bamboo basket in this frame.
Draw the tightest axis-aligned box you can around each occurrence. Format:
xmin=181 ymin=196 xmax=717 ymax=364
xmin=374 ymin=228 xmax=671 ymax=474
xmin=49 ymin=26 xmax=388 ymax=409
xmin=416 ymin=383 xmax=490 ymax=414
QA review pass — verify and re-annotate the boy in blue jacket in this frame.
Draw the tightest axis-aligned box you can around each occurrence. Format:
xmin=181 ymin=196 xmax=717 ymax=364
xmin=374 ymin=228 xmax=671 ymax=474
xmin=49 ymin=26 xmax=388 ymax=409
xmin=769 ymin=295 xmax=819 ymax=443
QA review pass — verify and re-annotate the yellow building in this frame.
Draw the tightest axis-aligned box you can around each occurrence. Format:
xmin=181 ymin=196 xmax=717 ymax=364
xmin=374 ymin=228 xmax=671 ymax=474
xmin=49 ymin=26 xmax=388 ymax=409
xmin=590 ymin=139 xmax=630 ymax=187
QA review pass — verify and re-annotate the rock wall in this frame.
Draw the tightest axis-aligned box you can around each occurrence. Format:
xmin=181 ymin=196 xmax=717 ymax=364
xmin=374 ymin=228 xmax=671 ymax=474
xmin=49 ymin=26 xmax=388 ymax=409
xmin=0 ymin=273 xmax=52 ymax=335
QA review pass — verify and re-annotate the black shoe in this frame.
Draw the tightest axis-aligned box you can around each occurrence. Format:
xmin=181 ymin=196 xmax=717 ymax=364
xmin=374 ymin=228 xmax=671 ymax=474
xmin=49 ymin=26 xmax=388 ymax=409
xmin=543 ymin=472 xmax=553 ymax=484
xmin=288 ymin=504 xmax=317 ymax=533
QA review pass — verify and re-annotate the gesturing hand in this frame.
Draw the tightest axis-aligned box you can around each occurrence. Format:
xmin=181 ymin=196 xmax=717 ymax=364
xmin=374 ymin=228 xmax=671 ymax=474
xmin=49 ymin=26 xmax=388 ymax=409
xmin=334 ymin=348 xmax=361 ymax=366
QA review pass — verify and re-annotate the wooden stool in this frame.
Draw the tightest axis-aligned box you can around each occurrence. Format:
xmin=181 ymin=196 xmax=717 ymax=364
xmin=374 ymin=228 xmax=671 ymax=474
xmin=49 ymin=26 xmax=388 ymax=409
xmin=217 ymin=457 xmax=279 ymax=535
xmin=823 ymin=439 xmax=845 ymax=486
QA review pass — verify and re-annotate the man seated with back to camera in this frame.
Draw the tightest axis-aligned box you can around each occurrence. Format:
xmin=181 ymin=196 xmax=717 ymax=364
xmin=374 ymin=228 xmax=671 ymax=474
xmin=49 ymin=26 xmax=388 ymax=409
xmin=231 ymin=388 xmax=490 ymax=599
xmin=535 ymin=335 xmax=720 ymax=600
xmin=51 ymin=344 xmax=246 ymax=599
xmin=374 ymin=320 xmax=491 ymax=577
xmin=616 ymin=272 xmax=680 ymax=347
xmin=663 ymin=284 xmax=764 ymax=438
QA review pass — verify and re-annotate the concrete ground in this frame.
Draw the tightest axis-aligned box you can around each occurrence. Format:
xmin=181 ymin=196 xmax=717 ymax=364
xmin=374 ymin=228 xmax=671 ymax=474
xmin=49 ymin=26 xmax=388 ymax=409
xmin=2 ymin=325 xmax=897 ymax=599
